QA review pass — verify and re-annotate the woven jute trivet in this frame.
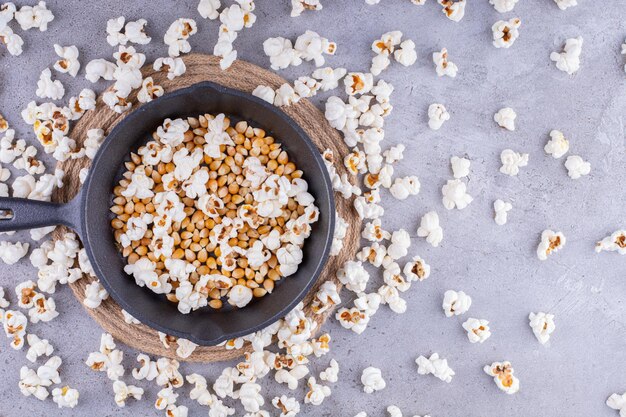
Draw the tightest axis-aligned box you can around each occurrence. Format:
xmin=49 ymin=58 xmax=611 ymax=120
xmin=50 ymin=54 xmax=360 ymax=362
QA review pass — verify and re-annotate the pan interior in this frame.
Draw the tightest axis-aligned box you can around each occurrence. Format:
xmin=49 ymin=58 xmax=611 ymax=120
xmin=82 ymin=82 xmax=334 ymax=345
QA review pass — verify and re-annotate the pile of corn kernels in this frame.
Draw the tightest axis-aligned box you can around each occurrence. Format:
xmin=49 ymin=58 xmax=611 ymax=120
xmin=112 ymin=114 xmax=319 ymax=312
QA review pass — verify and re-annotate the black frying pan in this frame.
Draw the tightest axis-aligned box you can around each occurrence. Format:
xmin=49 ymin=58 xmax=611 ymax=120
xmin=0 ymin=81 xmax=335 ymax=346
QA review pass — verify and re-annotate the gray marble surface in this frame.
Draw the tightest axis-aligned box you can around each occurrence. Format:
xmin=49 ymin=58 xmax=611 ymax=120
xmin=1 ymin=0 xmax=626 ymax=416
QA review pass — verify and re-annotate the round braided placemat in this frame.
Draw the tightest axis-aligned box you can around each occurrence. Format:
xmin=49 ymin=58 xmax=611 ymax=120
xmin=51 ymin=54 xmax=360 ymax=362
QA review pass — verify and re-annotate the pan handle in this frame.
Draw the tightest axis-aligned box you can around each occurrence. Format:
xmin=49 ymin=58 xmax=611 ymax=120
xmin=0 ymin=196 xmax=82 ymax=237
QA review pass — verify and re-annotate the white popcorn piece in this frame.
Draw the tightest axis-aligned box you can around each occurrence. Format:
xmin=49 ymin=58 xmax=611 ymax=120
xmin=198 ymin=0 xmax=221 ymax=19
xmin=607 ymin=392 xmax=626 ymax=416
xmin=52 ymin=386 xmax=79 ymax=408
xmin=427 ymin=103 xmax=450 ymax=130
xmin=311 ymin=281 xmax=341 ymax=316
xmin=595 ymin=230 xmax=626 ymax=255
xmin=14 ymin=1 xmax=54 ymax=31
xmin=0 ymin=3 xmax=16 ymax=29
xmin=132 ymin=354 xmax=158 ymax=381
xmin=537 ymin=229 xmax=566 ymax=261
xmin=500 ymin=149 xmax=528 ymax=176
xmin=121 ymin=309 xmax=140 ymax=324
xmin=492 ymin=18 xmax=521 ymax=49
xmin=0 ymin=25 xmax=23 ymax=56
xmin=462 ymin=318 xmax=491 ymax=343
xmin=378 ymin=285 xmax=407 ymax=314
xmin=544 ymin=130 xmax=570 ymax=159
xmin=389 ymin=176 xmax=420 ymax=200
xmin=28 ymin=293 xmax=59 ymax=323
xmin=484 ymin=361 xmax=519 ymax=394
xmin=291 ymin=0 xmax=322 ymax=17
xmin=551 ymin=37 xmax=583 ymax=75
xmin=304 ymin=377 xmax=331 ymax=406
xmin=438 ymin=0 xmax=465 ymax=22
xmin=85 ymin=59 xmax=117 ymax=83
xmin=493 ymin=199 xmax=512 ymax=226
xmin=186 ymin=373 xmax=213 ymax=406
xmin=235 ymin=382 xmax=265 ymax=412
xmin=528 ymin=312 xmax=555 ymax=345
xmin=387 ymin=229 xmax=411 ymax=260
xmin=336 ymin=307 xmax=370 ymax=334
xmin=433 ymin=48 xmax=458 ymax=77
xmin=164 ymin=18 xmax=197 ymax=57
xmin=312 ymin=67 xmax=347 ymax=91
xmin=383 ymin=144 xmax=405 ymax=164
xmin=394 ymin=39 xmax=417 ymax=66
xmin=564 ymin=155 xmax=590 ymax=179
xmin=53 ymin=44 xmax=80 ymax=77
xmin=153 ymin=56 xmax=187 ymax=80
xmin=450 ymin=156 xmax=470 ymax=178
xmin=155 ymin=386 xmax=178 ymax=410
xmin=113 ymin=380 xmax=144 ymax=407
xmin=294 ymin=30 xmax=336 ymax=67
xmin=264 ymin=37 xmax=301 ymax=71
xmin=320 ymin=359 xmax=339 ymax=383
xmin=354 ymin=196 xmax=384 ymax=220
xmin=416 ymin=353 xmax=454 ymax=383
xmin=361 ymin=367 xmax=386 ymax=393
xmin=0 ymin=241 xmax=29 ymax=264
xmin=137 ymin=77 xmax=164 ymax=103
xmin=494 ymin=107 xmax=516 ymax=131
xmin=252 ymin=85 xmax=276 ymax=104
xmin=417 ymin=211 xmax=443 ymax=247
xmin=337 ymin=260 xmax=370 ymax=293
xmin=275 ymin=365 xmax=310 ymax=390
xmin=441 ymin=179 xmax=473 ymax=210
xmin=403 ymin=256 xmax=430 ymax=282
xmin=19 ymin=356 xmax=62 ymax=400
xmin=36 ymin=68 xmax=65 ymax=100
xmin=84 ymin=128 xmax=105 ymax=159
xmin=344 ymin=72 xmax=374 ymax=96
xmin=176 ymin=338 xmax=198 ymax=358
xmin=554 ymin=0 xmax=577 ymax=10
xmin=83 ymin=280 xmax=109 ymax=308
xmin=272 ymin=395 xmax=300 ymax=417
xmin=86 ymin=333 xmax=124 ymax=381
xmin=442 ymin=290 xmax=472 ymax=317
xmin=330 ymin=213 xmax=348 ymax=257
xmin=489 ymin=0 xmax=519 ymax=12
xmin=4 ymin=310 xmax=27 ymax=349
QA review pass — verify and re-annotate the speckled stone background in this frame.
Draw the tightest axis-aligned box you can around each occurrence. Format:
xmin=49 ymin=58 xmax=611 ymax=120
xmin=1 ymin=1 xmax=626 ymax=416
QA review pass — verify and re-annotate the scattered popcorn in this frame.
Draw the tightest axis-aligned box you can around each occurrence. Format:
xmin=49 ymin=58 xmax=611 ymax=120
xmin=337 ymin=260 xmax=370 ymax=293
xmin=528 ymin=312 xmax=555 ymax=345
xmin=553 ymin=0 xmax=577 ymax=10
xmin=252 ymin=85 xmax=275 ymax=104
xmin=272 ymin=395 xmax=300 ymax=417
xmin=462 ymin=318 xmax=491 ymax=343
xmin=153 ymin=56 xmax=187 ymax=80
xmin=551 ymin=37 xmax=583 ymax=75
xmin=489 ymin=0 xmax=519 ymax=12
xmin=387 ymin=229 xmax=411 ymax=260
xmin=83 ymin=280 xmax=109 ymax=309
xmin=28 ymin=293 xmax=59 ymax=323
xmin=417 ymin=211 xmax=443 ymax=247
xmin=113 ymin=380 xmax=144 ymax=407
xmin=595 ymin=230 xmax=626 ymax=255
xmin=53 ymin=44 xmax=80 ymax=77
xmin=492 ymin=18 xmax=521 ymax=49
xmin=494 ymin=107 xmax=516 ymax=131
xmin=442 ymin=290 xmax=472 ymax=317
xmin=14 ymin=1 xmax=54 ymax=31
xmin=416 ymin=353 xmax=454 ymax=383
xmin=137 ymin=77 xmax=164 ymax=103
xmin=330 ymin=213 xmax=349 ymax=256
xmin=52 ymin=386 xmax=79 ymax=408
xmin=344 ymin=72 xmax=374 ymax=96
xmin=383 ymin=144 xmax=405 ymax=164
xmin=36 ymin=68 xmax=65 ymax=100
xmin=389 ymin=176 xmax=420 ymax=200
xmin=319 ymin=359 xmax=339 ymax=383
xmin=0 ymin=25 xmax=23 ymax=56
xmin=450 ymin=156 xmax=469 ymax=178
xmin=433 ymin=48 xmax=458 ymax=77
xmin=427 ymin=103 xmax=450 ymax=130
xmin=4 ymin=310 xmax=27 ymax=349
xmin=85 ymin=58 xmax=117 ymax=83
xmin=264 ymin=37 xmax=301 ymax=71
xmin=107 ymin=17 xmax=151 ymax=46
xmin=564 ymin=155 xmax=590 ymax=179
xmin=607 ymin=392 xmax=626 ymax=416
xmin=499 ymin=149 xmax=528 ymax=176
xmin=370 ymin=31 xmax=415 ymax=75
xmin=0 ymin=241 xmax=29 ymax=264
xmin=493 ymin=199 xmax=512 ymax=226
xmin=537 ymin=229 xmax=566 ymax=260
xmin=484 ymin=361 xmax=519 ymax=394
xmin=441 ymin=179 xmax=473 ymax=210
xmin=164 ymin=18 xmax=197 ymax=57
xmin=235 ymin=382 xmax=265 ymax=412
xmin=291 ymin=0 xmax=322 ymax=17
xmin=294 ymin=30 xmax=336 ymax=67
xmin=544 ymin=129 xmax=570 ymax=159
xmin=18 ymin=356 xmax=61 ymax=400
xmin=438 ymin=0 xmax=466 ymax=22
xmin=403 ymin=256 xmax=430 ymax=282
xmin=304 ymin=376 xmax=331 ymax=405
xmin=85 ymin=333 xmax=124 ymax=381
xmin=361 ymin=367 xmax=386 ymax=393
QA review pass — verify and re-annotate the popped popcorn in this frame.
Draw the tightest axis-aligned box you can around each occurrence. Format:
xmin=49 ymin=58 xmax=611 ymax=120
xmin=417 ymin=211 xmax=443 ymax=247
xmin=564 ymin=155 xmax=590 ymax=179
xmin=361 ymin=367 xmax=386 ymax=393
xmin=493 ymin=199 xmax=512 ymax=226
xmin=554 ymin=0 xmax=577 ymax=10
xmin=489 ymin=0 xmax=519 ymax=12
xmin=528 ymin=312 xmax=555 ymax=345
xmin=319 ymin=359 xmax=339 ymax=383
xmin=83 ymin=280 xmax=109 ymax=309
xmin=53 ymin=44 xmax=80 ymax=77
xmin=438 ymin=0 xmax=465 ymax=22
xmin=389 ymin=176 xmax=420 ymax=200
xmin=0 ymin=25 xmax=23 ymax=56
xmin=85 ymin=58 xmax=116 ymax=83
xmin=442 ymin=290 xmax=472 ymax=317
xmin=36 ymin=68 xmax=65 ymax=100
xmin=294 ymin=30 xmax=336 ymax=67
xmin=52 ymin=386 xmax=79 ymax=408
xmin=441 ymin=179 xmax=472 ymax=210
xmin=344 ymin=72 xmax=374 ymax=96
xmin=607 ymin=392 xmax=626 ymax=417
xmin=427 ymin=103 xmax=450 ymax=130
xmin=387 ymin=229 xmax=411 ymax=260
xmin=595 ymin=230 xmax=626 ymax=255
xmin=14 ymin=1 xmax=54 ymax=31
xmin=291 ymin=0 xmax=322 ymax=17
xmin=113 ymin=380 xmax=144 ymax=407
xmin=416 ymin=353 xmax=454 ymax=383
xmin=164 ymin=18 xmax=197 ymax=57
xmin=4 ymin=310 xmax=27 ymax=349
xmin=462 ymin=318 xmax=491 ymax=343
xmin=492 ymin=18 xmax=521 ymax=49
xmin=272 ymin=395 xmax=300 ymax=417
xmin=499 ymin=149 xmax=528 ymax=176
xmin=550 ymin=37 xmax=583 ymax=75
xmin=235 ymin=382 xmax=265 ymax=412
xmin=403 ymin=256 xmax=430 ymax=282
xmin=450 ymin=156 xmax=470 ymax=178
xmin=19 ymin=356 xmax=62 ymax=400
xmin=0 ymin=241 xmax=29 ymax=264
xmin=483 ymin=361 xmax=519 ymax=394
xmin=494 ymin=107 xmax=516 ymax=131
xmin=107 ymin=17 xmax=151 ymax=46
xmin=537 ymin=229 xmax=566 ymax=260
xmin=85 ymin=333 xmax=124 ymax=381
xmin=337 ymin=260 xmax=370 ymax=293
xmin=137 ymin=77 xmax=164 ymax=103
xmin=433 ymin=48 xmax=458 ymax=77
xmin=544 ymin=129 xmax=570 ymax=158
xmin=198 ymin=0 xmax=221 ymax=19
